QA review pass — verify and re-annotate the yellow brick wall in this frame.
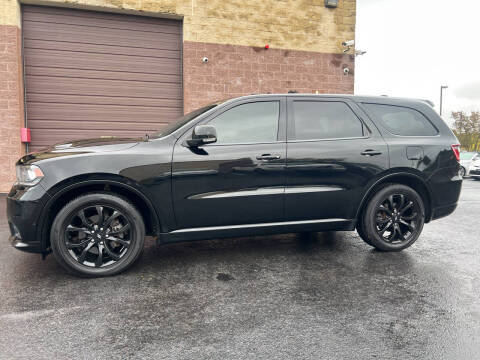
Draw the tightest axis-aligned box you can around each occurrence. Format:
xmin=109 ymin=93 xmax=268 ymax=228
xmin=1 ymin=0 xmax=21 ymax=27
xmin=1 ymin=0 xmax=355 ymax=54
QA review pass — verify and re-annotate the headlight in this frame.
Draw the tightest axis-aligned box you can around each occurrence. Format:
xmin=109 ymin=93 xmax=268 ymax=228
xmin=15 ymin=164 xmax=44 ymax=186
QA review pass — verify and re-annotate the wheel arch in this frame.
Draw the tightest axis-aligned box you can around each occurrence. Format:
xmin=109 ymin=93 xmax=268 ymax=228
xmin=39 ymin=175 xmax=161 ymax=252
xmin=356 ymin=170 xmax=433 ymax=225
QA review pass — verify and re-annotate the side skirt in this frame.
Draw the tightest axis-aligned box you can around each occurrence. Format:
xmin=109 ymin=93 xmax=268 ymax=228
xmin=157 ymin=218 xmax=356 ymax=244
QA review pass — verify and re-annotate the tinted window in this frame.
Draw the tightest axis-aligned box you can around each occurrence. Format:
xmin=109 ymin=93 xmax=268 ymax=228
xmin=292 ymin=101 xmax=364 ymax=140
xmin=364 ymin=104 xmax=438 ymax=136
xmin=154 ymin=104 xmax=217 ymax=137
xmin=208 ymin=101 xmax=279 ymax=144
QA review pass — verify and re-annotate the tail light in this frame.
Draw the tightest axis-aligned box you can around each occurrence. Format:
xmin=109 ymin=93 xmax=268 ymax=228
xmin=451 ymin=144 xmax=460 ymax=162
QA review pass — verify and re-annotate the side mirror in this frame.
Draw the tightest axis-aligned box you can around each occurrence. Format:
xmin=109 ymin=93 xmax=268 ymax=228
xmin=185 ymin=125 xmax=217 ymax=147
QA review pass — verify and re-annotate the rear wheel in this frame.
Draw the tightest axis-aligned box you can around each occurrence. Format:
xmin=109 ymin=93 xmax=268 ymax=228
xmin=361 ymin=184 xmax=425 ymax=251
xmin=459 ymin=167 xmax=466 ymax=177
xmin=51 ymin=193 xmax=145 ymax=277
xmin=356 ymin=221 xmax=374 ymax=246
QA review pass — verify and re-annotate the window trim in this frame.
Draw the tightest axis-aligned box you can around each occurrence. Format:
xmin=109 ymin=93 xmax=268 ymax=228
xmin=287 ymin=134 xmax=370 ymax=144
xmin=287 ymin=99 xmax=370 ymax=142
xmin=178 ymin=97 xmax=287 ymax=147
xmin=198 ymin=140 xmax=285 ymax=147
xmin=360 ymin=102 xmax=440 ymax=138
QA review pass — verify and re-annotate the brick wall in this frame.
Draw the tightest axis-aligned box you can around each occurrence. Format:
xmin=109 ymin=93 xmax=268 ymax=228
xmin=183 ymin=41 xmax=354 ymax=113
xmin=0 ymin=25 xmax=24 ymax=193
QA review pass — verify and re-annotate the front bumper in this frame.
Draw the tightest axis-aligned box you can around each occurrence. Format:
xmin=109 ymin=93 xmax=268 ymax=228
xmin=469 ymin=169 xmax=480 ymax=177
xmin=10 ymin=235 xmax=42 ymax=253
xmin=7 ymin=184 xmax=50 ymax=254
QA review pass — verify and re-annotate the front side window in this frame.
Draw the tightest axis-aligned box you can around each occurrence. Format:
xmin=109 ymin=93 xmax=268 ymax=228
xmin=208 ymin=101 xmax=280 ymax=144
xmin=291 ymin=101 xmax=364 ymax=141
xmin=154 ymin=104 xmax=218 ymax=138
xmin=363 ymin=104 xmax=438 ymax=136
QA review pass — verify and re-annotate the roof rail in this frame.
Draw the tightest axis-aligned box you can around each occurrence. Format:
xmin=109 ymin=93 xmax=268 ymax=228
xmin=420 ymin=99 xmax=435 ymax=107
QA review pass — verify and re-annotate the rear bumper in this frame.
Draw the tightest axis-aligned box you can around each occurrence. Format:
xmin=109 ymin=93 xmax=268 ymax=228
xmin=6 ymin=184 xmax=50 ymax=254
xmin=427 ymin=166 xmax=462 ymax=222
xmin=431 ymin=202 xmax=458 ymax=221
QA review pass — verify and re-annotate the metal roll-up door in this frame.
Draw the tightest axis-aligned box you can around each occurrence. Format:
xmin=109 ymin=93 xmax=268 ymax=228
xmin=22 ymin=5 xmax=183 ymax=151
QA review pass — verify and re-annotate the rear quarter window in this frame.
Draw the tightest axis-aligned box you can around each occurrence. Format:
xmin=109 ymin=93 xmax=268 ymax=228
xmin=364 ymin=104 xmax=438 ymax=136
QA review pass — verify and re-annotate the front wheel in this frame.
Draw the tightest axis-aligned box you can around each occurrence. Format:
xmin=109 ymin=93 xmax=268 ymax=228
xmin=50 ymin=193 xmax=145 ymax=277
xmin=459 ymin=167 xmax=466 ymax=177
xmin=361 ymin=184 xmax=425 ymax=251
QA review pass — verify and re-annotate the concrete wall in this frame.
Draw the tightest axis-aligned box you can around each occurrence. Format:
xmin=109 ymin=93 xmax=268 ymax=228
xmin=0 ymin=0 xmax=356 ymax=192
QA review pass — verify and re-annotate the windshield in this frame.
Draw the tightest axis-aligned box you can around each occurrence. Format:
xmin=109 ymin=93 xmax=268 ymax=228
xmin=153 ymin=101 xmax=224 ymax=138
xmin=460 ymin=152 xmax=476 ymax=160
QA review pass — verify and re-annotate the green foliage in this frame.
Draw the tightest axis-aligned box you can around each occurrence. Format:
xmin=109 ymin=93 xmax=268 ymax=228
xmin=451 ymin=111 xmax=480 ymax=151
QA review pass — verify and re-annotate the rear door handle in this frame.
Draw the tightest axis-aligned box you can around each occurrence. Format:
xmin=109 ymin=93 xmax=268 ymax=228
xmin=256 ymin=154 xmax=281 ymax=161
xmin=361 ymin=149 xmax=382 ymax=156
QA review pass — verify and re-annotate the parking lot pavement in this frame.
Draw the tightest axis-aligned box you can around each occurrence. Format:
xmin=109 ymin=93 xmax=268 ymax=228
xmin=1 ymin=181 xmax=480 ymax=360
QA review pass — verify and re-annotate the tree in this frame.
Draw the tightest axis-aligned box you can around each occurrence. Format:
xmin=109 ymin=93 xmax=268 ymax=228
xmin=451 ymin=111 xmax=480 ymax=151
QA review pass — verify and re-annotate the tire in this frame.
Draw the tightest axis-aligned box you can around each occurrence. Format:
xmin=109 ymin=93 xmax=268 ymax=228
xmin=459 ymin=167 xmax=466 ymax=177
xmin=51 ymin=193 xmax=145 ymax=277
xmin=356 ymin=183 xmax=392 ymax=247
xmin=356 ymin=221 xmax=374 ymax=246
xmin=361 ymin=184 xmax=425 ymax=252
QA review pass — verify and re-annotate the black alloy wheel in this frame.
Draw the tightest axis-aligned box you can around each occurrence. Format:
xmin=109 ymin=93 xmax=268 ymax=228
xmin=374 ymin=193 xmax=421 ymax=244
xmin=361 ymin=184 xmax=425 ymax=251
xmin=65 ymin=205 xmax=131 ymax=268
xmin=51 ymin=193 xmax=145 ymax=277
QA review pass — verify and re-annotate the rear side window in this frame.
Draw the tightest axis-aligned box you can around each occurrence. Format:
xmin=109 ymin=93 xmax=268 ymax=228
xmin=364 ymin=104 xmax=438 ymax=136
xmin=291 ymin=101 xmax=364 ymax=140
xmin=208 ymin=101 xmax=279 ymax=144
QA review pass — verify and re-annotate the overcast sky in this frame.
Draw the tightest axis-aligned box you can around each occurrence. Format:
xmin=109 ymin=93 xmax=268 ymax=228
xmin=355 ymin=0 xmax=480 ymax=125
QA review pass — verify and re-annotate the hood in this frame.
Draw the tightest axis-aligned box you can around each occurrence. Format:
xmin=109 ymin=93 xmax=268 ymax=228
xmin=460 ymin=158 xmax=477 ymax=166
xmin=50 ymin=137 xmax=142 ymax=151
xmin=18 ymin=137 xmax=142 ymax=165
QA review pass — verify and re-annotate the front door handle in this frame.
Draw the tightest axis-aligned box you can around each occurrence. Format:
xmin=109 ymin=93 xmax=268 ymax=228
xmin=361 ymin=149 xmax=382 ymax=156
xmin=256 ymin=154 xmax=281 ymax=161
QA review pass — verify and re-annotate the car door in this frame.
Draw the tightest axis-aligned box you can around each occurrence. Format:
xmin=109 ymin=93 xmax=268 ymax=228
xmin=172 ymin=97 xmax=287 ymax=229
xmin=285 ymin=97 xmax=389 ymax=222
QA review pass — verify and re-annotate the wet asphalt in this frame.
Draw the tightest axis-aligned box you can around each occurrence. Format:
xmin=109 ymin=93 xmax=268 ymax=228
xmin=0 ymin=180 xmax=479 ymax=359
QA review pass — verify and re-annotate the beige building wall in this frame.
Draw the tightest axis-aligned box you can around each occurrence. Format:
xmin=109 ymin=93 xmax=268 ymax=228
xmin=2 ymin=0 xmax=355 ymax=53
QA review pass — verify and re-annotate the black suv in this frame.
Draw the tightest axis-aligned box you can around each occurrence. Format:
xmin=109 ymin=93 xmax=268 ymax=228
xmin=7 ymin=94 xmax=462 ymax=277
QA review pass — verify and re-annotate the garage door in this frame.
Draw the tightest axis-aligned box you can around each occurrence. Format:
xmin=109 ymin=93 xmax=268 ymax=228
xmin=22 ymin=5 xmax=183 ymax=151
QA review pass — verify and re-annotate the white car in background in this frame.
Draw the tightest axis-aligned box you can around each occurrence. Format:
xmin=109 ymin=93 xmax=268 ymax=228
xmin=460 ymin=152 xmax=480 ymax=177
